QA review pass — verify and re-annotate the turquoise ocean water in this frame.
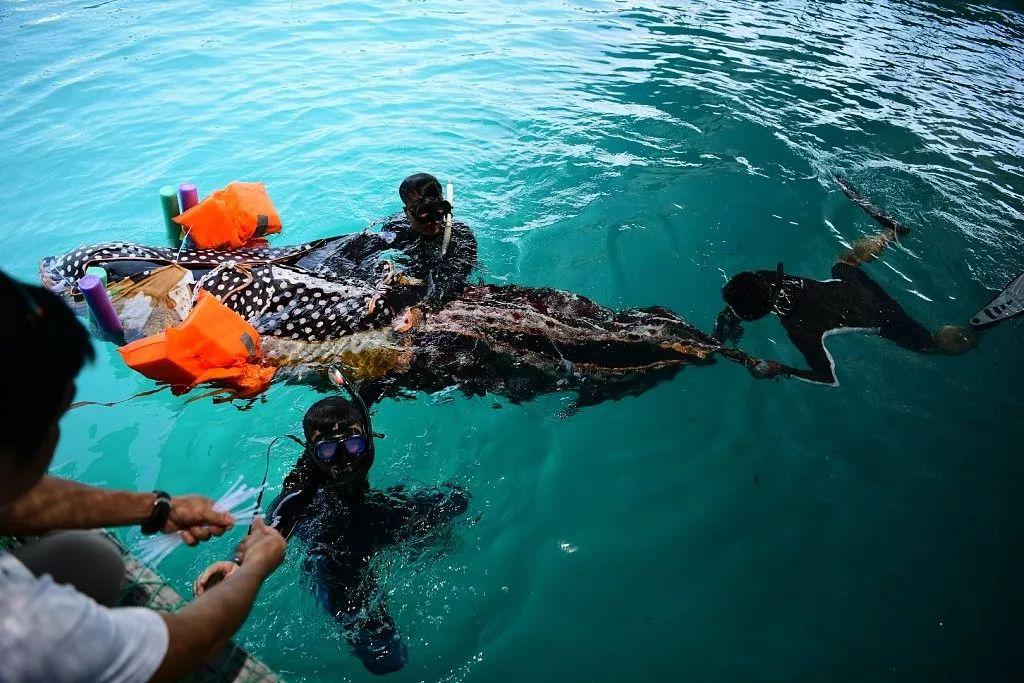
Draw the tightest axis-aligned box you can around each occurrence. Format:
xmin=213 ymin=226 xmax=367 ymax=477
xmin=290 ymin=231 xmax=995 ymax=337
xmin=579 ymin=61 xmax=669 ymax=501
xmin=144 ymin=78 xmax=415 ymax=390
xmin=3 ymin=1 xmax=1024 ymax=680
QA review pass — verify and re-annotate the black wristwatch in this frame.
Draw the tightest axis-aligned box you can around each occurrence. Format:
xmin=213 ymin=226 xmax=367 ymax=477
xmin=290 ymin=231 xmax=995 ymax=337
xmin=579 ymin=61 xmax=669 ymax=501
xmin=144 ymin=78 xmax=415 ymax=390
xmin=141 ymin=490 xmax=172 ymax=535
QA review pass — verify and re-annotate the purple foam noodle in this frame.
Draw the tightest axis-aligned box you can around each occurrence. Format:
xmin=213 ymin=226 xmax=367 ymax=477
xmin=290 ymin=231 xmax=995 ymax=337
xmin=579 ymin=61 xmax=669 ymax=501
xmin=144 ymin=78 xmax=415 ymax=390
xmin=178 ymin=183 xmax=199 ymax=212
xmin=78 ymin=275 xmax=123 ymax=338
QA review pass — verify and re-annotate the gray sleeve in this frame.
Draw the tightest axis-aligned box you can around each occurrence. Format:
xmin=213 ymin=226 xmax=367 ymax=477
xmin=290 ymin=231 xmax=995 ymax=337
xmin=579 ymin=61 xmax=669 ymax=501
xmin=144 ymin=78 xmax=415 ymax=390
xmin=1 ymin=574 xmax=169 ymax=683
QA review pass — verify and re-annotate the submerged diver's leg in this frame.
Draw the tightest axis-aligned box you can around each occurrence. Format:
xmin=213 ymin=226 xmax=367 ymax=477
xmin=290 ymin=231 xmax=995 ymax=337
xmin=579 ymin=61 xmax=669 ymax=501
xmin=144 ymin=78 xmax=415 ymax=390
xmin=931 ymin=324 xmax=978 ymax=355
xmin=835 ymin=175 xmax=911 ymax=266
xmin=879 ymin=310 xmax=977 ymax=356
xmin=307 ymin=554 xmax=408 ymax=675
xmin=338 ymin=596 xmax=408 ymax=676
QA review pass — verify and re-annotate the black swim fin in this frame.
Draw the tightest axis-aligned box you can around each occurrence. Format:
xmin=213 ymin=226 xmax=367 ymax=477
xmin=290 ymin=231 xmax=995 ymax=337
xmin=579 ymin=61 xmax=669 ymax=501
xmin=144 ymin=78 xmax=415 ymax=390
xmin=971 ymin=271 xmax=1024 ymax=328
xmin=835 ymin=174 xmax=911 ymax=236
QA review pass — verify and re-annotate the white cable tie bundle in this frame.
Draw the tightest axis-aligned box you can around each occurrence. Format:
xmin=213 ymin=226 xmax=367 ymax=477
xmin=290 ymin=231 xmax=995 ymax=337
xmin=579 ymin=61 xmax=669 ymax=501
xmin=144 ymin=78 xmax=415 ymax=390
xmin=135 ymin=476 xmax=265 ymax=567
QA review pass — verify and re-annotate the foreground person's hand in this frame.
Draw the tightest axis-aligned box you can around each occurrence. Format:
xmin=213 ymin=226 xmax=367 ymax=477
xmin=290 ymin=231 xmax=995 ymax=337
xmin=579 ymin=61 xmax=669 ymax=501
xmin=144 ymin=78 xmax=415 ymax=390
xmin=233 ymin=517 xmax=286 ymax=573
xmin=164 ymin=494 xmax=235 ymax=545
xmin=154 ymin=517 xmax=286 ymax=682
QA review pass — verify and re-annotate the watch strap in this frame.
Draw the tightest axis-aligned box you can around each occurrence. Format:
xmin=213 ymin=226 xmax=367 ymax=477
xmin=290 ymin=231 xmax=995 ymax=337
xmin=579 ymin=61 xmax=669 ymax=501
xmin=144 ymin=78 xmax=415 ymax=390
xmin=141 ymin=490 xmax=172 ymax=535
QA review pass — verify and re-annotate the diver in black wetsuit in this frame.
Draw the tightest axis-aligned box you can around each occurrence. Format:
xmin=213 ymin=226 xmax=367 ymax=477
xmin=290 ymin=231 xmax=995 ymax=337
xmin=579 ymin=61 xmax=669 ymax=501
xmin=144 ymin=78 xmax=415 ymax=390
xmin=195 ymin=394 xmax=469 ymax=675
xmin=294 ymin=172 xmax=477 ymax=314
xmin=713 ymin=177 xmax=975 ymax=385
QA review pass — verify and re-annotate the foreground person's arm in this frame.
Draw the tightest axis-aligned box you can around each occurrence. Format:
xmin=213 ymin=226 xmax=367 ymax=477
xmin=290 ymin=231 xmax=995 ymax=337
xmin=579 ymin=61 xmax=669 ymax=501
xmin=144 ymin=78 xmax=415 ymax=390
xmin=0 ymin=475 xmax=233 ymax=543
xmin=151 ymin=518 xmax=286 ymax=683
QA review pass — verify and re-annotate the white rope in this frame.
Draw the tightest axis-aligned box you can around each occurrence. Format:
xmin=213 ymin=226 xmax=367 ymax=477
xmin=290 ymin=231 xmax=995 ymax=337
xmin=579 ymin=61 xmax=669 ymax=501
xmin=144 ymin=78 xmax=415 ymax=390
xmin=173 ymin=225 xmax=194 ymax=263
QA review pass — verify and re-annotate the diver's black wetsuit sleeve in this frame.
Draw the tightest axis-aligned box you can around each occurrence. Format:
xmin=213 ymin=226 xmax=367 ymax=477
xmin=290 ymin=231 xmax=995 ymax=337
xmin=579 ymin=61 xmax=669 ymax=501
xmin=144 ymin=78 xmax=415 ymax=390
xmin=383 ymin=484 xmax=470 ymax=537
xmin=335 ymin=231 xmax=398 ymax=280
xmin=712 ymin=307 xmax=744 ymax=344
xmin=422 ymin=223 xmax=477 ymax=310
xmin=779 ymin=327 xmax=838 ymax=385
xmin=265 ymin=456 xmax=321 ymax=539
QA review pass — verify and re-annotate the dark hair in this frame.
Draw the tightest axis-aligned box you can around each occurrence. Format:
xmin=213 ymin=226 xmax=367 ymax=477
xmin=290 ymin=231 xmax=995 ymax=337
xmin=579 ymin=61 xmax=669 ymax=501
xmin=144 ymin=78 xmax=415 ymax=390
xmin=722 ymin=271 xmax=775 ymax=321
xmin=302 ymin=395 xmax=363 ymax=442
xmin=399 ymin=173 xmax=443 ymax=207
xmin=0 ymin=271 xmax=95 ymax=460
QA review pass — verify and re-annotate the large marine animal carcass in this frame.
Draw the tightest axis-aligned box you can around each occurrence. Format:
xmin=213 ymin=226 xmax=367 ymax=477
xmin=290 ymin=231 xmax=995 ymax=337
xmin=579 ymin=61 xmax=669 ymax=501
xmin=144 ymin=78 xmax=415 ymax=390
xmin=41 ymin=239 xmax=727 ymax=408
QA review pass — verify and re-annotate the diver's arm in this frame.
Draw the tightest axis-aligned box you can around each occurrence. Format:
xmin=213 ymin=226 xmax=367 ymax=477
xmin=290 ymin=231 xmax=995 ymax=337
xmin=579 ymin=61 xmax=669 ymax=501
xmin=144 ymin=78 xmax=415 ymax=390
xmin=422 ymin=224 xmax=477 ymax=310
xmin=266 ymin=488 xmax=313 ymax=539
xmin=397 ymin=484 xmax=471 ymax=532
xmin=0 ymin=476 xmax=232 ymax=541
xmin=309 ymin=230 xmax=396 ymax=280
xmin=778 ymin=328 xmax=838 ymax=385
xmin=347 ymin=230 xmax=394 ymax=264
xmin=151 ymin=519 xmax=285 ymax=683
xmin=717 ymin=346 xmax=813 ymax=383
xmin=265 ymin=459 xmax=319 ymax=539
xmin=712 ymin=307 xmax=744 ymax=344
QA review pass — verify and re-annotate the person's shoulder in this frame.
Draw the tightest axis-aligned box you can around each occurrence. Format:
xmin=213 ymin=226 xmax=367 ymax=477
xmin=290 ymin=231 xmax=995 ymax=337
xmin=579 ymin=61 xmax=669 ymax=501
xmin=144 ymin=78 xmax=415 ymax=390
xmin=379 ymin=212 xmax=411 ymax=232
xmin=453 ymin=220 xmax=476 ymax=239
xmin=0 ymin=553 xmax=87 ymax=619
xmin=0 ymin=557 xmax=167 ymax=682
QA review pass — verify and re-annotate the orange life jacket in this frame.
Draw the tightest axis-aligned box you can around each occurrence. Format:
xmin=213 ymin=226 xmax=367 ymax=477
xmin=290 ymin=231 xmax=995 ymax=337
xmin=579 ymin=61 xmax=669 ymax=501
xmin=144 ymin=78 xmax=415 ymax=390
xmin=119 ymin=291 xmax=276 ymax=397
xmin=172 ymin=182 xmax=282 ymax=249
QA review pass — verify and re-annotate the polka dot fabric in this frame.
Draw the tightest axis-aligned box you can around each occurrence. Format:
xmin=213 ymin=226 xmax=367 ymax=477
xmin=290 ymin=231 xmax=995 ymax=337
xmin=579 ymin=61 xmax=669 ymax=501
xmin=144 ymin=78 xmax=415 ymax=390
xmin=44 ymin=241 xmax=320 ymax=290
xmin=195 ymin=261 xmax=395 ymax=342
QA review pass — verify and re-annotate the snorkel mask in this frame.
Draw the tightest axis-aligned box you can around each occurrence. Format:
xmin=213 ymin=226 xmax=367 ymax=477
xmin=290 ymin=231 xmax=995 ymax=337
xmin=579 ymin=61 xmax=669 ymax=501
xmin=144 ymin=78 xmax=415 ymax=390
xmin=406 ymin=195 xmax=453 ymax=230
xmin=304 ymin=367 xmax=378 ymax=478
xmin=310 ymin=431 xmax=370 ymax=471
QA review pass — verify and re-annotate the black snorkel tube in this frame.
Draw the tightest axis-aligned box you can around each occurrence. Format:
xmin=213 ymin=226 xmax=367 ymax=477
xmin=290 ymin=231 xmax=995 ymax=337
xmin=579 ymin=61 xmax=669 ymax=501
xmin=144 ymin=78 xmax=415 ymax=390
xmin=327 ymin=366 xmax=378 ymax=460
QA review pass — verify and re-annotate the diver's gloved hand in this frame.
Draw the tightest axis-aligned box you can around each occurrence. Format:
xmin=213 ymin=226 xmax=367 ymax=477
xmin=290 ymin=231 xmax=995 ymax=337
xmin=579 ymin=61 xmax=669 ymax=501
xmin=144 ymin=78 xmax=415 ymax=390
xmin=746 ymin=359 xmax=784 ymax=380
xmin=165 ymin=494 xmax=235 ymax=545
xmin=713 ymin=308 xmax=744 ymax=345
xmin=347 ymin=618 xmax=409 ymax=675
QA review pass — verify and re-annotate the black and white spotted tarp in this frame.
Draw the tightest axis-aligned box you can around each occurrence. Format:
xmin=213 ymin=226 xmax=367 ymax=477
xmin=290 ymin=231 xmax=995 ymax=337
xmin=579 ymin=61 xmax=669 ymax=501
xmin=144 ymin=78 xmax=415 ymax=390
xmin=41 ymin=239 xmax=396 ymax=342
xmin=40 ymin=241 xmax=320 ymax=292
xmin=195 ymin=261 xmax=395 ymax=341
